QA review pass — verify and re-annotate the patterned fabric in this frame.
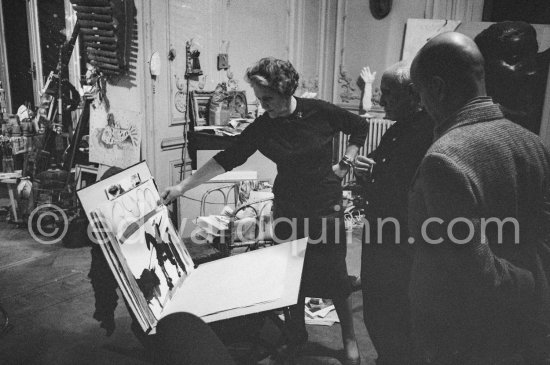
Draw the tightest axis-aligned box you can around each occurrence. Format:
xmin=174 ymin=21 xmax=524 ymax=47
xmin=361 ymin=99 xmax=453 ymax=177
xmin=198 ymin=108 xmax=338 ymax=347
xmin=408 ymin=97 xmax=550 ymax=363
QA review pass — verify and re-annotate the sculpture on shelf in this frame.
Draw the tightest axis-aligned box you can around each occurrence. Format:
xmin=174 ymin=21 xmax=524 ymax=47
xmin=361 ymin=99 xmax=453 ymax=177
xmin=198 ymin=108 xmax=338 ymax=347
xmin=226 ymin=68 xmax=238 ymax=91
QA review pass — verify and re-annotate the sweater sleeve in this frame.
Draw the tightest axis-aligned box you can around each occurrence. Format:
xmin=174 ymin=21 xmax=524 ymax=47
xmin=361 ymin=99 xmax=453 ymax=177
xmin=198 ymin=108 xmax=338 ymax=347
xmin=212 ymin=119 xmax=262 ymax=172
xmin=417 ymin=153 xmax=535 ymax=306
xmin=327 ymin=103 xmax=368 ymax=147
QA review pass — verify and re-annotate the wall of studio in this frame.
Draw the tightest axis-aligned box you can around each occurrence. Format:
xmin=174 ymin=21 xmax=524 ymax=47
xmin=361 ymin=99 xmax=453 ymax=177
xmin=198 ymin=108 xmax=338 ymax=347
xmin=99 ymin=0 xmax=550 ymax=194
xmin=126 ymin=0 xmax=434 ymax=192
xmin=138 ymin=0 xmax=293 ymax=190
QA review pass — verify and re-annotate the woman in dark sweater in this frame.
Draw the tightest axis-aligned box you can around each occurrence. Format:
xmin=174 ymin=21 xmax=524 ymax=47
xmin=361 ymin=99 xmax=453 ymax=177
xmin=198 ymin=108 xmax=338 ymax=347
xmin=162 ymin=57 xmax=367 ymax=364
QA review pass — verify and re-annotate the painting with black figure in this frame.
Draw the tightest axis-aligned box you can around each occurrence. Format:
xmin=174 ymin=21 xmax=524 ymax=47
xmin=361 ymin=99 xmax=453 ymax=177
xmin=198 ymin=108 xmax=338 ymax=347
xmin=78 ymin=161 xmax=307 ymax=334
xmin=93 ymin=178 xmax=193 ymax=318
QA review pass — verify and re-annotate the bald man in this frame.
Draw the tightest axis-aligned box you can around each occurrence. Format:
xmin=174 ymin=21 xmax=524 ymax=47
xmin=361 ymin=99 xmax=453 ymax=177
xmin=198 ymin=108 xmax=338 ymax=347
xmin=408 ymin=32 xmax=550 ymax=364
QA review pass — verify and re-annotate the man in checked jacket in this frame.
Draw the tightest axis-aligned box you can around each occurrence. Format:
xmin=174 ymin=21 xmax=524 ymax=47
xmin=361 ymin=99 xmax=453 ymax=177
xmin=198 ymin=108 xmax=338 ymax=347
xmin=408 ymin=31 xmax=550 ymax=364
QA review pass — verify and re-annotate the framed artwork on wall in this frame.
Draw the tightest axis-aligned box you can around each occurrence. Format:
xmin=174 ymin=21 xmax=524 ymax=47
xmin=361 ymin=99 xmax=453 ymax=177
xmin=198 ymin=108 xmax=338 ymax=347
xmin=190 ymin=91 xmax=214 ymax=127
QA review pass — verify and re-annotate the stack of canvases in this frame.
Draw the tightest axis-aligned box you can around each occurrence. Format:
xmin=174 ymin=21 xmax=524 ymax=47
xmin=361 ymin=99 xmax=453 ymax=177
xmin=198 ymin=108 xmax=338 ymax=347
xmin=70 ymin=0 xmax=135 ymax=77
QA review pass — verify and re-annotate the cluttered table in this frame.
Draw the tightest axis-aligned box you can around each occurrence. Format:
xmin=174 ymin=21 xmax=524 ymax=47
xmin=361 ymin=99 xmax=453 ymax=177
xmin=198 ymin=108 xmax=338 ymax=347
xmin=0 ymin=170 xmax=23 ymax=223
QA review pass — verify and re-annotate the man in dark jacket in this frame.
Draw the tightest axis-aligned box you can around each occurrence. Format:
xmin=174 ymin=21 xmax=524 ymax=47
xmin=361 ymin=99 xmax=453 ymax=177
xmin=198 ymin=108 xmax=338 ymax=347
xmin=409 ymin=31 xmax=550 ymax=364
xmin=355 ymin=61 xmax=434 ymax=364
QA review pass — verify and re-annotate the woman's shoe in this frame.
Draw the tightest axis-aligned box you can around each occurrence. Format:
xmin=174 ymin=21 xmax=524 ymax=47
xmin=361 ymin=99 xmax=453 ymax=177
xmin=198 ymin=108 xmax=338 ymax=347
xmin=272 ymin=341 xmax=304 ymax=364
xmin=272 ymin=327 xmax=308 ymax=363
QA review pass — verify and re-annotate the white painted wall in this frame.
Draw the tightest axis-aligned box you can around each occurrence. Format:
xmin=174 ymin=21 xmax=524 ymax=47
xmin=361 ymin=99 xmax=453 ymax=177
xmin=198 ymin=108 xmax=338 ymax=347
xmin=100 ymin=0 xmax=550 ymax=196
xmin=335 ymin=0 xmax=426 ymax=106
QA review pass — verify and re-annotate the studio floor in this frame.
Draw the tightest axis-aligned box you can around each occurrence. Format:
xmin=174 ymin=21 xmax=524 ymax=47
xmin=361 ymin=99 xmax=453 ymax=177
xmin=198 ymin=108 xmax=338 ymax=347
xmin=0 ymin=200 xmax=377 ymax=365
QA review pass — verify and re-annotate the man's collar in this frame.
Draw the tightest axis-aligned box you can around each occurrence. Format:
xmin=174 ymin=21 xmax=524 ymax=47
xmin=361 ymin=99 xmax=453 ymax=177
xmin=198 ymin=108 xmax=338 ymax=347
xmin=392 ymin=109 xmax=430 ymax=131
xmin=433 ymin=96 xmax=504 ymax=140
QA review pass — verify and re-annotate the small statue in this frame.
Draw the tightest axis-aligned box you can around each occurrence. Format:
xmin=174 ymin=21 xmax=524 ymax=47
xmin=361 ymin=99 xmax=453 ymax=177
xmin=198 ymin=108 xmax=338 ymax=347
xmin=359 ymin=66 xmax=377 ymax=116
xmin=226 ymin=67 xmax=238 ymax=91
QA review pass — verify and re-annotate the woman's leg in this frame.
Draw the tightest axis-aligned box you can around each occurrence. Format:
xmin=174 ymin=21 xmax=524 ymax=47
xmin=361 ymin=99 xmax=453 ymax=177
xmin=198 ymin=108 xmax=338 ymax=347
xmin=287 ymin=294 xmax=307 ymax=342
xmin=272 ymin=210 xmax=308 ymax=347
xmin=333 ymin=294 xmax=360 ymax=364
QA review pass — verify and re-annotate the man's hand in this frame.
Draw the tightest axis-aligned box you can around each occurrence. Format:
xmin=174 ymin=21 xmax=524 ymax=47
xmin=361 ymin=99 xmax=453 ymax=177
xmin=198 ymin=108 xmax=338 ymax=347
xmin=360 ymin=66 xmax=376 ymax=84
xmin=354 ymin=155 xmax=376 ymax=178
xmin=333 ymin=163 xmax=349 ymax=179
xmin=161 ymin=184 xmax=184 ymax=204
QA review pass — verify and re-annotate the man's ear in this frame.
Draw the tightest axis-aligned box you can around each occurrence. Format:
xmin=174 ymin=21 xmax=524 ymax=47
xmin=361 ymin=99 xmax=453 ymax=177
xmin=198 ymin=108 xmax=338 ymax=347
xmin=430 ymin=76 xmax=446 ymax=101
xmin=407 ymin=83 xmax=421 ymax=109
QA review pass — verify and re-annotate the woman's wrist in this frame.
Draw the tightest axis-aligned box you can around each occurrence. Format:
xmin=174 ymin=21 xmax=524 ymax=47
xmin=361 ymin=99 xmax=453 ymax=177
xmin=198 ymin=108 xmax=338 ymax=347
xmin=338 ymin=155 xmax=355 ymax=170
xmin=333 ymin=162 xmax=350 ymax=179
xmin=176 ymin=182 xmax=187 ymax=197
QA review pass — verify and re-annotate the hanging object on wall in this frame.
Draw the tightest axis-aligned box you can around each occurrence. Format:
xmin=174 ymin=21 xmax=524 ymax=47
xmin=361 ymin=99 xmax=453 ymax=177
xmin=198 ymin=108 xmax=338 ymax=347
xmin=369 ymin=0 xmax=392 ymax=19
xmin=174 ymin=76 xmax=187 ymax=114
xmin=149 ymin=51 xmax=161 ymax=94
xmin=70 ymin=0 xmax=136 ymax=77
xmin=168 ymin=46 xmax=177 ymax=62
xmin=89 ymin=104 xmax=141 ymax=168
xmin=217 ymin=40 xmax=230 ymax=71
xmin=185 ymin=39 xmax=203 ymax=78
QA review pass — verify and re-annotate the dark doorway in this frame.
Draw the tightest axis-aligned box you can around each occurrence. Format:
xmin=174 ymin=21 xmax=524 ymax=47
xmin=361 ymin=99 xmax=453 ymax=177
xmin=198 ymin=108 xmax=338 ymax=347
xmin=2 ymin=0 xmax=34 ymax=111
xmin=37 ymin=0 xmax=66 ymax=78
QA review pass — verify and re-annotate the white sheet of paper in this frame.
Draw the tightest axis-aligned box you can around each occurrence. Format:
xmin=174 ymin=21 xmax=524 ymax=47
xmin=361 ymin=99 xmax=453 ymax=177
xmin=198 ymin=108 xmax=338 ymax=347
xmin=161 ymin=239 xmax=310 ymax=318
xmin=164 ymin=244 xmax=287 ymax=317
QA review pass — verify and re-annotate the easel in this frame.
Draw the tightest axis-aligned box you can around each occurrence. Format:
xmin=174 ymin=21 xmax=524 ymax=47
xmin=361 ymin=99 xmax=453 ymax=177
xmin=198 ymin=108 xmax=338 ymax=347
xmin=34 ymin=21 xmax=82 ymax=180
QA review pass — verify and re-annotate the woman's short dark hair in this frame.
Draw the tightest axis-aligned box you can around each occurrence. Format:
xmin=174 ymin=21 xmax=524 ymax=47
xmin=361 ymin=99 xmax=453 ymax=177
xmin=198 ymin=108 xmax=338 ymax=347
xmin=245 ymin=57 xmax=299 ymax=97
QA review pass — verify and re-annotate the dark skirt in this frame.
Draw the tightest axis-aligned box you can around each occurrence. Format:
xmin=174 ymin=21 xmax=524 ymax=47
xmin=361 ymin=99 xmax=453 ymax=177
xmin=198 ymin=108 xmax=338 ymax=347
xmin=273 ymin=199 xmax=352 ymax=299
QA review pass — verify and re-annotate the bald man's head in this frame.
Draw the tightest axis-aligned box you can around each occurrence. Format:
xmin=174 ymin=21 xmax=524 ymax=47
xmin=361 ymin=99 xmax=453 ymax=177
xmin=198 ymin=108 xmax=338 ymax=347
xmin=411 ymin=32 xmax=486 ymax=121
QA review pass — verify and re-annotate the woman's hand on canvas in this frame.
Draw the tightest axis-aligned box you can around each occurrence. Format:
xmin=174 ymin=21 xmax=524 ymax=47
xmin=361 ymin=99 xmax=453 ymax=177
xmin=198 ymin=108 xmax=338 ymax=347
xmin=162 ymin=184 xmax=184 ymax=204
